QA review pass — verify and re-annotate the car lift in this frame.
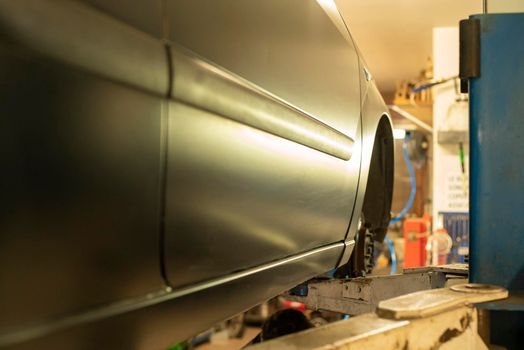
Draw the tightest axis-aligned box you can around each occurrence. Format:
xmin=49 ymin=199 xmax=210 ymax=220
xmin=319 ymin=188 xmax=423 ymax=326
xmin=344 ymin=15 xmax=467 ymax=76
xmin=285 ymin=264 xmax=468 ymax=316
xmin=246 ymin=12 xmax=524 ymax=350
xmin=248 ymin=278 xmax=506 ymax=350
xmin=245 ymin=266 xmax=508 ymax=350
xmin=245 ymin=264 xmax=507 ymax=349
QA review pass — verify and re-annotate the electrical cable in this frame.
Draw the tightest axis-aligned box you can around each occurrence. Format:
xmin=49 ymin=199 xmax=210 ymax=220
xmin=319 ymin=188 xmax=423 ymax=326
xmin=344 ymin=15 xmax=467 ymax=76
xmin=387 ymin=132 xmax=416 ymax=274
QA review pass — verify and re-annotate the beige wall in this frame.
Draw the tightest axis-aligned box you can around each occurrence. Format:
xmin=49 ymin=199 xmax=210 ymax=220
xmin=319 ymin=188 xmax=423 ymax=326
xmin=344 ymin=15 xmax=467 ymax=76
xmin=489 ymin=0 xmax=524 ymax=13
xmin=432 ymin=27 xmax=469 ymax=230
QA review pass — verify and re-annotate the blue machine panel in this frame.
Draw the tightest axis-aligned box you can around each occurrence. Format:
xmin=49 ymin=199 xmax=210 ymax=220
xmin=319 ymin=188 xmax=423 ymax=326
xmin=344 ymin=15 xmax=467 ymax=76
xmin=470 ymin=13 xmax=524 ymax=293
xmin=441 ymin=212 xmax=469 ymax=264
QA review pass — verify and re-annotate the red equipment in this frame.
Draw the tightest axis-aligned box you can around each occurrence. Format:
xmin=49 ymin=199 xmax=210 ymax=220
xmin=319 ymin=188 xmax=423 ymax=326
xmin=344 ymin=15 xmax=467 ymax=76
xmin=403 ymin=218 xmax=428 ymax=268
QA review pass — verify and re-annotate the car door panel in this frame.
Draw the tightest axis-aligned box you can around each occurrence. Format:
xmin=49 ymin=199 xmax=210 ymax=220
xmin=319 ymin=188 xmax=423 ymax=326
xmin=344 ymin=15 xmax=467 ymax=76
xmin=164 ymin=99 xmax=356 ymax=287
xmin=164 ymin=0 xmax=363 ymax=289
xmin=83 ymin=0 xmax=164 ymax=39
xmin=0 ymin=0 xmax=165 ymax=330
xmin=167 ymin=0 xmax=361 ymax=139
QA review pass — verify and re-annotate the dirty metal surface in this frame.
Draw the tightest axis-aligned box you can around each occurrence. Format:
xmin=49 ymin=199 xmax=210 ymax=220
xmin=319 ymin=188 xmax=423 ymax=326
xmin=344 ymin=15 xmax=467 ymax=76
xmin=404 ymin=264 xmax=468 ymax=276
xmin=248 ymin=284 xmax=506 ymax=350
xmin=286 ymin=271 xmax=447 ymax=315
xmin=377 ymin=284 xmax=508 ymax=320
xmin=247 ymin=304 xmax=485 ymax=350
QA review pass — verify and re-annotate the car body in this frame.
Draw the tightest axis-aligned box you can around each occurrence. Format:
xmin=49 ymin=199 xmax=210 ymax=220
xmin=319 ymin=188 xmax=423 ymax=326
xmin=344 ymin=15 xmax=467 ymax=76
xmin=0 ymin=0 xmax=393 ymax=348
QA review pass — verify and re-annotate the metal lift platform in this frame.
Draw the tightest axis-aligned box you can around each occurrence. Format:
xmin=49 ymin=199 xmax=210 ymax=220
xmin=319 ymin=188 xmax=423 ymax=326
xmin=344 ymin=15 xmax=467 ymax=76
xmin=285 ymin=264 xmax=468 ymax=316
xmin=246 ymin=265 xmax=507 ymax=350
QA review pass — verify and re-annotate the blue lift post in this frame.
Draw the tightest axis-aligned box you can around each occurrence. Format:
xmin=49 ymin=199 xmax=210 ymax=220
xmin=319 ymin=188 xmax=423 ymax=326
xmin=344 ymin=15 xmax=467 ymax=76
xmin=464 ymin=13 xmax=524 ymax=348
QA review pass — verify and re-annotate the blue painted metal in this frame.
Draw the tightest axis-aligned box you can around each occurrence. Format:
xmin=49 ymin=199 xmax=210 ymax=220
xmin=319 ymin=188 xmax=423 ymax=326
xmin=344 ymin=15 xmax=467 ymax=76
xmin=469 ymin=13 xmax=524 ymax=294
xmin=441 ymin=212 xmax=469 ymax=263
xmin=469 ymin=14 xmax=524 ymax=347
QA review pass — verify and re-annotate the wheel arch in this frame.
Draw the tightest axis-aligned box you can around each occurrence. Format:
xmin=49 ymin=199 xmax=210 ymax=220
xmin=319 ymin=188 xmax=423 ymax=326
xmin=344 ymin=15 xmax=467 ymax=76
xmin=337 ymin=82 xmax=393 ymax=269
xmin=361 ymin=114 xmax=394 ymax=242
xmin=357 ymin=81 xmax=394 ymax=242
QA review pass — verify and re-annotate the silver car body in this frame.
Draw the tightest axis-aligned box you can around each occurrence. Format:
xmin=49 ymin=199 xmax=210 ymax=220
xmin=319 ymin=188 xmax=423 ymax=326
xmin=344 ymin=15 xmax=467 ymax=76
xmin=0 ymin=0 xmax=391 ymax=348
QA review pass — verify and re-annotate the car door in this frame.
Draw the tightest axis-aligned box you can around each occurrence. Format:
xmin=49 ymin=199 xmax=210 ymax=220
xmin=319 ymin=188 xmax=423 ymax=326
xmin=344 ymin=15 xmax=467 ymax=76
xmin=163 ymin=0 xmax=362 ymax=288
xmin=0 ymin=0 xmax=166 ymax=332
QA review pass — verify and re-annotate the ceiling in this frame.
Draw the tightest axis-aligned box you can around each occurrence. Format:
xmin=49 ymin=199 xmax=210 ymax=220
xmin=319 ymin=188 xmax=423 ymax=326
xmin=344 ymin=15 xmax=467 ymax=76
xmin=336 ymin=0 xmax=482 ymax=96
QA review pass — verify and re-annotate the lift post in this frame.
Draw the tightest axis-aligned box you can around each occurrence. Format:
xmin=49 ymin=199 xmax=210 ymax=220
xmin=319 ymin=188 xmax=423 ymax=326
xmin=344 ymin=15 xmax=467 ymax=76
xmin=462 ymin=12 xmax=524 ymax=348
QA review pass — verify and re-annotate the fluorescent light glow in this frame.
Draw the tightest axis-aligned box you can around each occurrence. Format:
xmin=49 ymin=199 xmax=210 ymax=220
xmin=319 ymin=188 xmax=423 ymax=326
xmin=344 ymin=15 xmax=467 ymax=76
xmin=393 ymin=128 xmax=406 ymax=139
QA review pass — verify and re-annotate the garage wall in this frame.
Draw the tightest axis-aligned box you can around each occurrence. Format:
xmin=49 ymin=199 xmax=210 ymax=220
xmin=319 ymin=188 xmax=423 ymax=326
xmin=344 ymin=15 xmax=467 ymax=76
xmin=431 ymin=28 xmax=469 ymax=227
xmin=489 ymin=0 xmax=524 ymax=13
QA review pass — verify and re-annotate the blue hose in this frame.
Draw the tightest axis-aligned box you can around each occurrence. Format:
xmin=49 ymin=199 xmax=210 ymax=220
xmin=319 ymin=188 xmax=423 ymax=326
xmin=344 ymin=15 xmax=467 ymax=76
xmin=387 ymin=132 xmax=416 ymax=274
xmin=384 ymin=236 xmax=397 ymax=274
